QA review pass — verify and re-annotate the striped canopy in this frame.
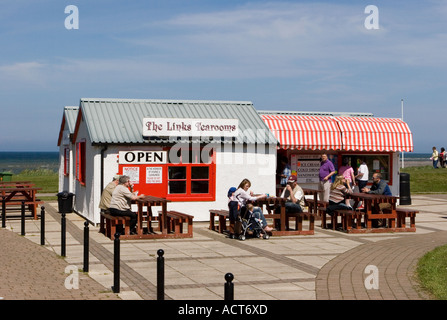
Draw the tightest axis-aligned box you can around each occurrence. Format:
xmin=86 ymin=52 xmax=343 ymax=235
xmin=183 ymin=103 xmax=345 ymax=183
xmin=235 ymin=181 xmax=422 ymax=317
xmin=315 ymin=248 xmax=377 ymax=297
xmin=261 ymin=115 xmax=413 ymax=152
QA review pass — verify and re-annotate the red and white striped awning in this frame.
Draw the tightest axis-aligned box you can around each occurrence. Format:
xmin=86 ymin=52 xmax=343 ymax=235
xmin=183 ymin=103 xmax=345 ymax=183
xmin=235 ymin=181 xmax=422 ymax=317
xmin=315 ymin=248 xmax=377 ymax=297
xmin=261 ymin=114 xmax=414 ymax=152
xmin=335 ymin=117 xmax=414 ymax=152
xmin=260 ymin=115 xmax=343 ymax=150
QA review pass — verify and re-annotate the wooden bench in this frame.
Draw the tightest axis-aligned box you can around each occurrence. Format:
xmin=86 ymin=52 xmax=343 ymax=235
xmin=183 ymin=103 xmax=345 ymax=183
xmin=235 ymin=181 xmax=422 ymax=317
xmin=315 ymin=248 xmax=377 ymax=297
xmin=396 ymin=208 xmax=418 ymax=231
xmin=163 ymin=210 xmax=194 ymax=237
xmin=209 ymin=209 xmax=230 ymax=233
xmin=334 ymin=209 xmax=363 ymax=231
xmin=306 ymin=199 xmax=328 ymax=224
xmin=283 ymin=211 xmax=315 ymax=235
xmin=99 ymin=211 xmax=131 ymax=240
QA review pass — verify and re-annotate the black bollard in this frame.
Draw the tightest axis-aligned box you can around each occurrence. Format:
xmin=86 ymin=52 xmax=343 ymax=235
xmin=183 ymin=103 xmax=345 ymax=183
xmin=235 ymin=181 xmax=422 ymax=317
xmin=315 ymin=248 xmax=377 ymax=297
xmin=61 ymin=212 xmax=66 ymax=257
xmin=2 ymin=197 xmax=6 ymax=228
xmin=21 ymin=201 xmax=25 ymax=236
xmin=112 ymin=232 xmax=120 ymax=293
xmin=157 ymin=249 xmax=165 ymax=300
xmin=40 ymin=206 xmax=45 ymax=245
xmin=83 ymin=220 xmax=89 ymax=273
xmin=224 ymin=273 xmax=234 ymax=300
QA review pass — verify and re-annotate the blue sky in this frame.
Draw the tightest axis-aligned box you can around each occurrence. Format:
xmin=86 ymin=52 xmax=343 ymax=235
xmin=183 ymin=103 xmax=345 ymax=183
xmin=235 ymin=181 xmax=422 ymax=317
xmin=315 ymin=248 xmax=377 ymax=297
xmin=0 ymin=0 xmax=445 ymax=152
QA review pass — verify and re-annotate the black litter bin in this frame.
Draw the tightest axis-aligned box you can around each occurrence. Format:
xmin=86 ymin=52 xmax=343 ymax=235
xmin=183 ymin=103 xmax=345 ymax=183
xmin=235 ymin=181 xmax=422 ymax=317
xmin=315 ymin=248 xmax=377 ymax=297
xmin=57 ymin=191 xmax=74 ymax=213
xmin=399 ymin=173 xmax=411 ymax=205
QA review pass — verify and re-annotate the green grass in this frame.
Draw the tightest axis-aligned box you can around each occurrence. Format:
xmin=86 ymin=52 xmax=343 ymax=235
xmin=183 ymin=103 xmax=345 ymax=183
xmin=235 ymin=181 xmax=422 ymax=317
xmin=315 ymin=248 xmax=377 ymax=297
xmin=401 ymin=166 xmax=447 ymax=193
xmin=12 ymin=169 xmax=58 ymax=200
xmin=416 ymin=244 xmax=447 ymax=299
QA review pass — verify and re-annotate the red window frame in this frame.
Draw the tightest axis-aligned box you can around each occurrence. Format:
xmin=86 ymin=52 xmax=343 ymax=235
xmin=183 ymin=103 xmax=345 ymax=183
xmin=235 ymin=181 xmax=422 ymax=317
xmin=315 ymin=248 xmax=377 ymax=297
xmin=76 ymin=140 xmax=86 ymax=185
xmin=117 ymin=146 xmax=216 ymax=201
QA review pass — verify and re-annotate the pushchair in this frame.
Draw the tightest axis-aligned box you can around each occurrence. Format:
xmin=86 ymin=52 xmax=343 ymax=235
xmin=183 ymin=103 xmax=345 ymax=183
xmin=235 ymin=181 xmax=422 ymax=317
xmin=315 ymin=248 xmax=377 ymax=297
xmin=238 ymin=208 xmax=270 ymax=241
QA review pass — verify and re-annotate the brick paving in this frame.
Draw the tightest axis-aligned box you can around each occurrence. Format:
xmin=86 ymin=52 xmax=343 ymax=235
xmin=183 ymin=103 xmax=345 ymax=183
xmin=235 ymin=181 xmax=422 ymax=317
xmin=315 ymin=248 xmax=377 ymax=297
xmin=0 ymin=194 xmax=446 ymax=300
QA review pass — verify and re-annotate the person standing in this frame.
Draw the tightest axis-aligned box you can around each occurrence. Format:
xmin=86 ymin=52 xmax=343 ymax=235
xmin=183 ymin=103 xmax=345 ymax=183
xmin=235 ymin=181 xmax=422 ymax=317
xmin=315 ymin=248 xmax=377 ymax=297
xmin=432 ymin=146 xmax=439 ymax=169
xmin=440 ymin=148 xmax=446 ymax=168
xmin=355 ymin=158 xmax=369 ymax=192
xmin=319 ymin=153 xmax=336 ymax=202
xmin=339 ymin=157 xmax=356 ymax=190
xmin=279 ymin=157 xmax=291 ymax=188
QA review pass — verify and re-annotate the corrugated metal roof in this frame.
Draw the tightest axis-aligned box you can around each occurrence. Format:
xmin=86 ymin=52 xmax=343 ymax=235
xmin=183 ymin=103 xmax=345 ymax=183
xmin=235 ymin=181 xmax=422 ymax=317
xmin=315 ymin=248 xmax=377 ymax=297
xmin=79 ymin=98 xmax=278 ymax=145
xmin=64 ymin=106 xmax=79 ymax=134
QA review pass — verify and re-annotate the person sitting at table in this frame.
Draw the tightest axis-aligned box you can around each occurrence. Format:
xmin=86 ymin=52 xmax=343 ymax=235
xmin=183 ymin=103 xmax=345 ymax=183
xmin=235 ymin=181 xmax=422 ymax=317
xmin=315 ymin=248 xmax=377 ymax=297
xmin=361 ymin=173 xmax=392 ymax=196
xmin=362 ymin=173 xmax=392 ymax=226
xmin=233 ymin=178 xmax=272 ymax=232
xmin=279 ymin=175 xmax=305 ymax=213
xmin=109 ymin=175 xmax=145 ymax=234
xmin=326 ymin=175 xmax=353 ymax=215
xmin=99 ymin=175 xmax=120 ymax=213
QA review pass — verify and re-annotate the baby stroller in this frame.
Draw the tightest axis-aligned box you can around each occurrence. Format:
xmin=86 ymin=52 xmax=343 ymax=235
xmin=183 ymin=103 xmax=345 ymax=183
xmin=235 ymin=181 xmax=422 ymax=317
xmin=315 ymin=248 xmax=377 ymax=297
xmin=238 ymin=208 xmax=270 ymax=241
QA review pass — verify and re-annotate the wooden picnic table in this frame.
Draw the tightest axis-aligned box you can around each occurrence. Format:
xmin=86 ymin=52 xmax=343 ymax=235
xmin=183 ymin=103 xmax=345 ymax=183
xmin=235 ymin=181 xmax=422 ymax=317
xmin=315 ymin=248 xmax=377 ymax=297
xmin=1 ymin=186 xmax=43 ymax=220
xmin=326 ymin=192 xmax=400 ymax=233
xmin=255 ymin=196 xmax=314 ymax=235
xmin=135 ymin=195 xmax=171 ymax=238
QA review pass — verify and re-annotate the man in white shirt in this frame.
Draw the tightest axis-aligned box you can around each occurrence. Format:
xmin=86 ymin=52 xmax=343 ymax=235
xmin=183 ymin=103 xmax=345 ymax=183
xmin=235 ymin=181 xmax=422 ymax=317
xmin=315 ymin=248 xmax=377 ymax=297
xmin=280 ymin=175 xmax=305 ymax=213
xmin=356 ymin=159 xmax=369 ymax=191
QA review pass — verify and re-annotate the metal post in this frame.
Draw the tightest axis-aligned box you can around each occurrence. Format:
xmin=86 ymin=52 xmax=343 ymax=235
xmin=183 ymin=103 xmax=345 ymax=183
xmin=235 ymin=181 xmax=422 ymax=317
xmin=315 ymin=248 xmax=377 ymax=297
xmin=21 ymin=201 xmax=25 ymax=236
xmin=61 ymin=212 xmax=66 ymax=257
xmin=40 ymin=206 xmax=45 ymax=245
xmin=112 ymin=233 xmax=120 ymax=293
xmin=83 ymin=220 xmax=89 ymax=273
xmin=1 ymin=197 xmax=5 ymax=228
xmin=224 ymin=273 xmax=234 ymax=300
xmin=157 ymin=249 xmax=165 ymax=300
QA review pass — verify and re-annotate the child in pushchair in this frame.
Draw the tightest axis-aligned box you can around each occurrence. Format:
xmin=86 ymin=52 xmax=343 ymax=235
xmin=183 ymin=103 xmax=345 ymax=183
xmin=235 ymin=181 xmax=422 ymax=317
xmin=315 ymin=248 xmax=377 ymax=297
xmin=238 ymin=203 xmax=270 ymax=241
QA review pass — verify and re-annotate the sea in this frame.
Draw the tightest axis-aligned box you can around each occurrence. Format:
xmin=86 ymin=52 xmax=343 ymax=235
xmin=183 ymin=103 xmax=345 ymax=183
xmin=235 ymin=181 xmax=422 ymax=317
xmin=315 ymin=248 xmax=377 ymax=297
xmin=0 ymin=152 xmax=59 ymax=174
xmin=0 ymin=151 xmax=431 ymax=175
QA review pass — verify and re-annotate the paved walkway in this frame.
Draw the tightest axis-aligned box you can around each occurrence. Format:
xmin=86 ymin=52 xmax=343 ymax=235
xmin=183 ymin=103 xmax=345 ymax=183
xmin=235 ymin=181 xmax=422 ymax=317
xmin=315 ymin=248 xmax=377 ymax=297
xmin=1 ymin=194 xmax=446 ymax=301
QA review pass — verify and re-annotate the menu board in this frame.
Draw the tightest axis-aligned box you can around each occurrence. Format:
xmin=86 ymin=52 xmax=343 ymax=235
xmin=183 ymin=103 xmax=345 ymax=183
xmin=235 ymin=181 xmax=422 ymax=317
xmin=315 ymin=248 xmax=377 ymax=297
xmin=291 ymin=154 xmax=320 ymax=184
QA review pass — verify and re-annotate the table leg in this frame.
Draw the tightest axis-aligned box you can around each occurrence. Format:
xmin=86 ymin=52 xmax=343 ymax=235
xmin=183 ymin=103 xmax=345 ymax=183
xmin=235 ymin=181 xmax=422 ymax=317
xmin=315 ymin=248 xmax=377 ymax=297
xmin=137 ymin=202 xmax=144 ymax=235
xmin=280 ymin=204 xmax=286 ymax=231
xmin=161 ymin=202 xmax=168 ymax=234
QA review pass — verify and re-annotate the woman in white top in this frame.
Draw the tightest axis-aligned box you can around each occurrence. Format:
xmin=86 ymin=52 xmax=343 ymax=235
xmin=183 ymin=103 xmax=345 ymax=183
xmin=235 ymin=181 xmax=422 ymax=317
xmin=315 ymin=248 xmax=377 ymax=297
xmin=233 ymin=178 xmax=272 ymax=232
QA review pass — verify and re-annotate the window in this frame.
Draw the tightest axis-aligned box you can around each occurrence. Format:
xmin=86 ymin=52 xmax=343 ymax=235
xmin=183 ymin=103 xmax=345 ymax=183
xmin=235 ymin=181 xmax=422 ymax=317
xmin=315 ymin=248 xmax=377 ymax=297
xmin=166 ymin=146 xmax=215 ymax=200
xmin=118 ymin=146 xmax=216 ymax=201
xmin=341 ymin=153 xmax=392 ymax=184
xmin=76 ymin=140 xmax=86 ymax=185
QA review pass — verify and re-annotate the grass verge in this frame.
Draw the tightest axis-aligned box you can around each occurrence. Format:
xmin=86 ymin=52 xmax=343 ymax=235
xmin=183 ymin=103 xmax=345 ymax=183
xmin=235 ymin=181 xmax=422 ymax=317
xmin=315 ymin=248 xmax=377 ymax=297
xmin=416 ymin=244 xmax=447 ymax=299
xmin=401 ymin=166 xmax=447 ymax=193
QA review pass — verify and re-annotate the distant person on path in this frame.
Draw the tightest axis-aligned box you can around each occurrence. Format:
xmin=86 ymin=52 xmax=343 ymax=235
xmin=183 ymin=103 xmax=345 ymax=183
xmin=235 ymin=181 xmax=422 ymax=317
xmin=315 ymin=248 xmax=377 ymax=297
xmin=319 ymin=153 xmax=336 ymax=202
xmin=109 ymin=175 xmax=145 ymax=234
xmin=439 ymin=147 xmax=445 ymax=168
xmin=431 ymin=146 xmax=439 ymax=169
xmin=99 ymin=175 xmax=120 ymax=212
